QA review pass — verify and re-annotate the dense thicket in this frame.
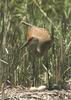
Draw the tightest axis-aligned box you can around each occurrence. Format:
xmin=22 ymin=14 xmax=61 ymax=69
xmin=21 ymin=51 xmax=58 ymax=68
xmin=0 ymin=0 xmax=71 ymax=87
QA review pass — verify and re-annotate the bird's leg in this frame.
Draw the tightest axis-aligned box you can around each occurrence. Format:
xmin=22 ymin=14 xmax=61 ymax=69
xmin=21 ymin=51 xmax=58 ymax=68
xmin=31 ymin=56 xmax=36 ymax=86
xmin=44 ymin=52 xmax=49 ymax=88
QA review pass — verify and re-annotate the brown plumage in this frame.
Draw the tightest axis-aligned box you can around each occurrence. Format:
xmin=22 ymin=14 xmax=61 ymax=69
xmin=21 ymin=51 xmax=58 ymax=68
xmin=27 ymin=26 xmax=51 ymax=43
xmin=20 ymin=26 xmax=53 ymax=86
xmin=21 ymin=26 xmax=51 ymax=55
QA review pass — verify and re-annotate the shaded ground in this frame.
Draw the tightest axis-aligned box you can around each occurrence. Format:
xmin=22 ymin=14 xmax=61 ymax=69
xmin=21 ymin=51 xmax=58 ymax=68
xmin=0 ymin=80 xmax=71 ymax=100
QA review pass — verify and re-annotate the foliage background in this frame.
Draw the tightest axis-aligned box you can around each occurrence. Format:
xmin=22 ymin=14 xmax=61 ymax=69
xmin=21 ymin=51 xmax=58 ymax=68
xmin=0 ymin=0 xmax=71 ymax=87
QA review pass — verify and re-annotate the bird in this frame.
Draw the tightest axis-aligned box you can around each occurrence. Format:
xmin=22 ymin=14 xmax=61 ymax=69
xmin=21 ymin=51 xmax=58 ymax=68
xmin=20 ymin=25 xmax=53 ymax=87
xmin=20 ymin=26 xmax=52 ymax=55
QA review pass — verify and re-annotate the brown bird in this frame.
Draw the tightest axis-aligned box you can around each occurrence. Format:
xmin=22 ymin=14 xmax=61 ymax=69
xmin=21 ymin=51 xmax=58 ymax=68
xmin=21 ymin=26 xmax=51 ymax=55
xmin=20 ymin=26 xmax=53 ymax=87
